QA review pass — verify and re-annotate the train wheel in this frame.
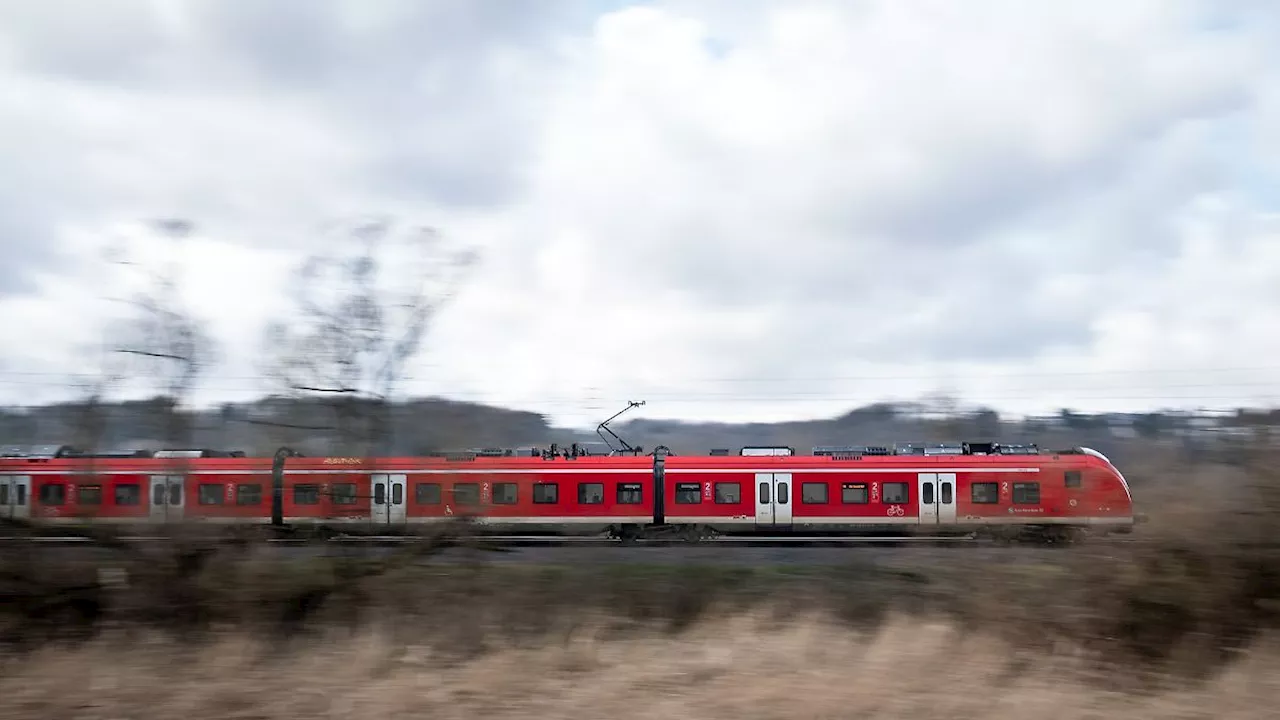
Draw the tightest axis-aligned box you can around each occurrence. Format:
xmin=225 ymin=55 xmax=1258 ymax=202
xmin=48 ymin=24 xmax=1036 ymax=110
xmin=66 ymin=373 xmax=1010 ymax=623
xmin=615 ymin=525 xmax=641 ymax=545
xmin=681 ymin=525 xmax=706 ymax=543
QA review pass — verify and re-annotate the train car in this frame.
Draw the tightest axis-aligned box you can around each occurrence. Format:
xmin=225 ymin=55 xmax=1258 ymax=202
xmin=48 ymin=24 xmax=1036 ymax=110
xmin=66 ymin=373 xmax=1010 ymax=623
xmin=0 ymin=438 xmax=1135 ymax=543
xmin=658 ymin=442 xmax=1135 ymax=541
xmin=283 ymin=452 xmax=657 ymax=534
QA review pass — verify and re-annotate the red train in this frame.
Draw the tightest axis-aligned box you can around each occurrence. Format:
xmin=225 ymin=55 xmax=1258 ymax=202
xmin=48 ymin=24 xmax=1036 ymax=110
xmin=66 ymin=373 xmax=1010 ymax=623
xmin=0 ymin=440 xmax=1135 ymax=542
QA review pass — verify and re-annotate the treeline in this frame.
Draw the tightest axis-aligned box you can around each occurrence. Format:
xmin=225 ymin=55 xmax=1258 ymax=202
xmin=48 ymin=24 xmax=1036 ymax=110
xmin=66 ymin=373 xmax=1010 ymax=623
xmin=0 ymin=395 xmax=553 ymax=457
xmin=2 ymin=395 xmax=1269 ymax=471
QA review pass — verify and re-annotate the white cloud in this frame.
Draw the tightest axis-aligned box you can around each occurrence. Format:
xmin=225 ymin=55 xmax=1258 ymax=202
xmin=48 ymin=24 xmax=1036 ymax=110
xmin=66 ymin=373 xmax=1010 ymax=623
xmin=2 ymin=0 xmax=1279 ymax=429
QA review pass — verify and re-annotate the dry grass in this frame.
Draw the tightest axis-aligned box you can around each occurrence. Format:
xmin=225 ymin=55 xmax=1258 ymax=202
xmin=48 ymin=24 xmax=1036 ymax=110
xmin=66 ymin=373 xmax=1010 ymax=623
xmin=2 ymin=611 xmax=1278 ymax=719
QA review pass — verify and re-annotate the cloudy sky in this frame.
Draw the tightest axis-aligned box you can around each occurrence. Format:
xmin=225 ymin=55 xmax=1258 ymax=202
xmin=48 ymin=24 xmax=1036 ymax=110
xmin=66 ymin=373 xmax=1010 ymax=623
xmin=2 ymin=0 xmax=1279 ymax=428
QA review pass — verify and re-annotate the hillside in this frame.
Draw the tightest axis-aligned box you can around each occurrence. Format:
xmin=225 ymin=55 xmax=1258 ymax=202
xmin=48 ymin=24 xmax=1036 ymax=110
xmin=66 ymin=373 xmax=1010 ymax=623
xmin=2 ymin=395 xmax=1271 ymax=464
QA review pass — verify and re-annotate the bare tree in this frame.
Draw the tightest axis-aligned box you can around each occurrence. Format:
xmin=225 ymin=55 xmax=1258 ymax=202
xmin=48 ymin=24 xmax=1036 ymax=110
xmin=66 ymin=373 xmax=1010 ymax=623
xmin=260 ymin=216 xmax=478 ymax=456
xmin=110 ymin=219 xmax=220 ymax=451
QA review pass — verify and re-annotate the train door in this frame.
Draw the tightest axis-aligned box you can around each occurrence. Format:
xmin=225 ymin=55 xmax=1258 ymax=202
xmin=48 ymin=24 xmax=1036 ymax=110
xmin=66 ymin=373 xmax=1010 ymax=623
xmin=917 ymin=473 xmax=957 ymax=525
xmin=371 ymin=474 xmax=407 ymax=525
xmin=149 ymin=475 xmax=185 ymax=521
xmin=917 ymin=473 xmax=938 ymax=525
xmin=0 ymin=476 xmax=30 ymax=520
xmin=937 ymin=473 xmax=956 ymax=524
xmin=388 ymin=474 xmax=406 ymax=524
xmin=754 ymin=473 xmax=792 ymax=528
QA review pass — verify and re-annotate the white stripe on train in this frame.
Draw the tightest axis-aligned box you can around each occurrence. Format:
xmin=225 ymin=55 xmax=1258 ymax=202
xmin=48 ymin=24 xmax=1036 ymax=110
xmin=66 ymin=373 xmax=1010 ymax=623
xmin=32 ymin=515 xmax=1132 ymax=526
xmin=5 ymin=466 xmax=1041 ymax=476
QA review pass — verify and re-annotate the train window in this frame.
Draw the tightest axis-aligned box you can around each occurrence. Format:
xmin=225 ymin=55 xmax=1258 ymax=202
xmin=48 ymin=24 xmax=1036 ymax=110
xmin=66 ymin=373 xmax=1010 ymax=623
xmin=1013 ymin=482 xmax=1040 ymax=504
xmin=332 ymin=483 xmax=358 ymax=505
xmin=77 ymin=484 xmax=103 ymax=506
xmin=14 ymin=483 xmax=26 ymax=506
xmin=533 ymin=482 xmax=559 ymax=504
xmin=841 ymin=483 xmax=869 ymax=504
xmin=115 ymin=483 xmax=140 ymax=506
xmin=236 ymin=484 xmax=262 ymax=506
xmin=675 ymin=482 xmax=701 ymax=504
xmin=922 ymin=483 xmax=934 ymax=505
xmin=492 ymin=482 xmax=518 ymax=505
xmin=1065 ymin=470 xmax=1082 ymax=489
xmin=617 ymin=483 xmax=643 ymax=504
xmin=112 ymin=481 xmax=138 ymax=504
xmin=153 ymin=484 xmax=165 ymax=506
xmin=39 ymin=483 xmax=65 ymax=506
xmin=578 ymin=482 xmax=604 ymax=505
xmin=941 ymin=483 xmax=952 ymax=504
xmin=714 ymin=482 xmax=741 ymax=504
xmin=416 ymin=483 xmax=442 ymax=505
xmin=168 ymin=483 xmax=182 ymax=506
xmin=0 ymin=484 xmax=6 ymax=505
xmin=198 ymin=484 xmax=224 ymax=505
xmin=454 ymin=483 xmax=480 ymax=505
xmin=373 ymin=483 xmax=386 ymax=505
xmin=971 ymin=482 xmax=999 ymax=504
xmin=882 ymin=482 xmax=908 ymax=504
xmin=392 ymin=483 xmax=403 ymax=506
xmin=777 ymin=481 xmax=789 ymax=504
xmin=801 ymin=482 xmax=828 ymax=504
xmin=294 ymin=484 xmax=320 ymax=505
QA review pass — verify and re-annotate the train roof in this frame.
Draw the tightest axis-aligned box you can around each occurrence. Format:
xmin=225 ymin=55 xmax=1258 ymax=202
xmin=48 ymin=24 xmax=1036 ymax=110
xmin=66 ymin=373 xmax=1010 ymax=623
xmin=0 ymin=440 xmax=1092 ymax=462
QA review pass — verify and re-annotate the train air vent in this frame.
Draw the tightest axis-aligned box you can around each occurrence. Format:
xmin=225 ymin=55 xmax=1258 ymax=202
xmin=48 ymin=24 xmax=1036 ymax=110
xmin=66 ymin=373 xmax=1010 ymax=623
xmin=739 ymin=446 xmax=794 ymax=457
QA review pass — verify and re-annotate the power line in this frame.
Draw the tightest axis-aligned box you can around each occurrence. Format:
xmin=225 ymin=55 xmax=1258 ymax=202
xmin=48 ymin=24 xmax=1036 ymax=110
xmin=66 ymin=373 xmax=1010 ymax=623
xmin=0 ymin=364 xmax=1278 ymax=383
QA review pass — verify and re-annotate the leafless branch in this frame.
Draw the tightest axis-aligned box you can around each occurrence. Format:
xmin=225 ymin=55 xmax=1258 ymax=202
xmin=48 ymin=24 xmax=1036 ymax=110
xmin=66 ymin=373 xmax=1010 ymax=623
xmin=259 ymin=216 xmax=478 ymax=455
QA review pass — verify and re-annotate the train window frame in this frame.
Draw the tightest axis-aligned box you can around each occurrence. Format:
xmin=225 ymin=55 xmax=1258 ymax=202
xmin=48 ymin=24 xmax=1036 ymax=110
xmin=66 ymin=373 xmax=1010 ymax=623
xmin=77 ymin=484 xmax=103 ymax=506
xmin=714 ymin=482 xmax=741 ymax=504
xmin=971 ymin=482 xmax=999 ymax=504
xmin=675 ymin=482 xmax=701 ymax=504
xmin=236 ymin=483 xmax=262 ymax=506
xmin=391 ymin=483 xmax=403 ymax=506
xmin=1012 ymin=482 xmax=1041 ymax=505
xmin=617 ymin=482 xmax=643 ymax=504
xmin=882 ymin=482 xmax=909 ymax=504
xmin=841 ymin=483 xmax=869 ymax=504
xmin=492 ymin=482 xmax=518 ymax=505
xmin=115 ymin=483 xmax=140 ymax=506
xmin=415 ymin=482 xmax=442 ymax=505
xmin=331 ymin=483 xmax=358 ymax=505
xmin=454 ymin=483 xmax=480 ymax=506
xmin=801 ymin=482 xmax=829 ymax=504
xmin=941 ymin=483 xmax=952 ymax=504
xmin=1064 ymin=470 xmax=1082 ymax=489
xmin=198 ymin=483 xmax=224 ymax=505
xmin=532 ymin=482 xmax=558 ymax=504
xmin=293 ymin=484 xmax=321 ymax=505
xmin=922 ymin=482 xmax=934 ymax=505
xmin=40 ymin=483 xmax=66 ymax=506
xmin=578 ymin=482 xmax=604 ymax=505
xmin=373 ymin=483 xmax=386 ymax=505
